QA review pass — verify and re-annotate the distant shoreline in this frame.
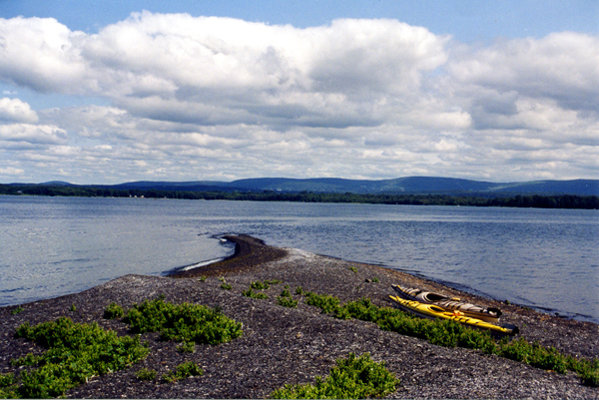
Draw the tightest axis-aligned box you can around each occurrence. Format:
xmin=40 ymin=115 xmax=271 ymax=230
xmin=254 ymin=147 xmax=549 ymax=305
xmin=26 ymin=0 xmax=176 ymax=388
xmin=2 ymin=184 xmax=598 ymax=209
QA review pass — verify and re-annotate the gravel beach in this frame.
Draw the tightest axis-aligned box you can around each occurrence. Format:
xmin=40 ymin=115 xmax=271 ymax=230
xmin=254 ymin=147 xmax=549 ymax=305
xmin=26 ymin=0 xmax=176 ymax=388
xmin=1 ymin=234 xmax=597 ymax=399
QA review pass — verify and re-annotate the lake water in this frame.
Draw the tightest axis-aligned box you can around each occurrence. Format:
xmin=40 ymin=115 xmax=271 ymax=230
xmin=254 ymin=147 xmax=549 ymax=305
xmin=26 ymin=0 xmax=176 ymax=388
xmin=1 ymin=195 xmax=597 ymax=323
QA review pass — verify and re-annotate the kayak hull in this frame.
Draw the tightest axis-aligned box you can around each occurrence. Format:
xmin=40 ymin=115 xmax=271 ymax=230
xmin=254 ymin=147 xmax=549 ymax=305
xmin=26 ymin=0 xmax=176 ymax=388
xmin=389 ymin=295 xmax=518 ymax=336
xmin=392 ymin=284 xmax=502 ymax=323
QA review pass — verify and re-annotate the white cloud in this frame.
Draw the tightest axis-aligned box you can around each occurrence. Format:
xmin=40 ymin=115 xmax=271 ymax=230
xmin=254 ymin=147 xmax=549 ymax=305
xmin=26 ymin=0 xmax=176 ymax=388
xmin=0 ymin=98 xmax=38 ymax=123
xmin=0 ymin=17 xmax=89 ymax=93
xmin=0 ymin=123 xmax=66 ymax=146
xmin=0 ymin=13 xmax=597 ymax=183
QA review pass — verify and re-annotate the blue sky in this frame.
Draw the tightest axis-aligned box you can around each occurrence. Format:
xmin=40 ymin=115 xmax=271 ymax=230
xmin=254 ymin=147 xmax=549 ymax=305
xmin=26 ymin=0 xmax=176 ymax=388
xmin=4 ymin=0 xmax=598 ymax=39
xmin=1 ymin=1 xmax=598 ymax=183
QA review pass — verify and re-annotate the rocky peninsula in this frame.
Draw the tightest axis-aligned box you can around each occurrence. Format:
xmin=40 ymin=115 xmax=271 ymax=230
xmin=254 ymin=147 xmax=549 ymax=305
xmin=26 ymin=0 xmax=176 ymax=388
xmin=1 ymin=235 xmax=597 ymax=399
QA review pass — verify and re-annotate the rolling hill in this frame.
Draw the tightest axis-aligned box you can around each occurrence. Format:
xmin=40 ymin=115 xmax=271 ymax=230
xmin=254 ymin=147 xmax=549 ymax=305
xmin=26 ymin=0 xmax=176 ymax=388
xmin=108 ymin=177 xmax=598 ymax=197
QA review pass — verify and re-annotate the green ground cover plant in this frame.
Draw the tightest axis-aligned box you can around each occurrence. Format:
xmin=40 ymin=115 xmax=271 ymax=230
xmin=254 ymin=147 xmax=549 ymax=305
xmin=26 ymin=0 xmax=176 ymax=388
xmin=270 ymin=353 xmax=399 ymax=399
xmin=135 ymin=368 xmax=157 ymax=381
xmin=0 ymin=373 xmax=17 ymax=399
xmin=243 ymin=280 xmax=281 ymax=299
xmin=242 ymin=287 xmax=269 ymax=299
xmin=176 ymin=341 xmax=196 ymax=353
xmin=103 ymin=302 xmax=125 ymax=319
xmin=11 ymin=306 xmax=23 ymax=315
xmin=303 ymin=291 xmax=599 ymax=387
xmin=6 ymin=317 xmax=148 ymax=398
xmin=250 ymin=280 xmax=271 ymax=290
xmin=277 ymin=289 xmax=298 ymax=308
xmin=162 ymin=361 xmax=204 ymax=383
xmin=123 ymin=298 xmax=243 ymax=345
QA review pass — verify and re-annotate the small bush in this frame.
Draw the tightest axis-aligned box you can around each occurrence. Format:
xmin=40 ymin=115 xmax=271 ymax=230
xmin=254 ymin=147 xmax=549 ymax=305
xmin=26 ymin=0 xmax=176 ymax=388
xmin=103 ymin=302 xmax=125 ymax=319
xmin=136 ymin=368 xmax=157 ymax=381
xmin=124 ymin=298 xmax=243 ymax=345
xmin=242 ymin=288 xmax=269 ymax=299
xmin=498 ymin=338 xmax=568 ymax=373
xmin=177 ymin=341 xmax=196 ymax=353
xmin=250 ymin=281 xmax=270 ymax=290
xmin=11 ymin=306 xmax=23 ymax=315
xmin=11 ymin=317 xmax=148 ymax=398
xmin=162 ymin=361 xmax=204 ymax=383
xmin=271 ymin=353 xmax=398 ymax=399
xmin=305 ymin=292 xmax=344 ymax=316
xmin=580 ymin=366 xmax=599 ymax=387
xmin=277 ymin=290 xmax=298 ymax=308
xmin=220 ymin=282 xmax=232 ymax=290
xmin=302 ymin=290 xmax=599 ymax=387
xmin=0 ymin=373 xmax=17 ymax=398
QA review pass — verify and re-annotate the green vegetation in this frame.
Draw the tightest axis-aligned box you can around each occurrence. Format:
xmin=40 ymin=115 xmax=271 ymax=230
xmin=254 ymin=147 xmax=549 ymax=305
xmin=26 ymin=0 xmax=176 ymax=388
xmin=162 ymin=361 xmax=204 ymax=383
xmin=250 ymin=280 xmax=271 ymax=290
xmin=243 ymin=280 xmax=280 ymax=299
xmin=302 ymin=292 xmax=599 ymax=387
xmin=277 ymin=289 xmax=298 ymax=308
xmin=124 ymin=298 xmax=243 ymax=345
xmin=2 ymin=183 xmax=596 ymax=209
xmin=242 ymin=288 xmax=269 ymax=299
xmin=10 ymin=306 xmax=23 ymax=315
xmin=103 ymin=302 xmax=125 ymax=319
xmin=176 ymin=341 xmax=196 ymax=353
xmin=0 ymin=373 xmax=17 ymax=399
xmin=8 ymin=317 xmax=148 ymax=398
xmin=135 ymin=368 xmax=157 ymax=381
xmin=271 ymin=353 xmax=399 ymax=399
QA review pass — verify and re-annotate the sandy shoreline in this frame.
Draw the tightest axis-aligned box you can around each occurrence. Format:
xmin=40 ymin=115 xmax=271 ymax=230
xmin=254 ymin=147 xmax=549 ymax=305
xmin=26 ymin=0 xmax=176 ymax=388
xmin=1 ymin=235 xmax=598 ymax=399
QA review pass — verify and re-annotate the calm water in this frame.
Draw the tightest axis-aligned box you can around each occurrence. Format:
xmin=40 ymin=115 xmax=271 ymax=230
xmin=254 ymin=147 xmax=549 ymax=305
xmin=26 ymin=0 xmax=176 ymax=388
xmin=1 ymin=196 xmax=597 ymax=323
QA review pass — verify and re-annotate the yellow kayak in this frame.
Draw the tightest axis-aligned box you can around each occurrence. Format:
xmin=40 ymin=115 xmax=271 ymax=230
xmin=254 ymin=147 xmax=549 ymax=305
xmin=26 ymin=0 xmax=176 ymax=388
xmin=392 ymin=284 xmax=502 ymax=323
xmin=389 ymin=295 xmax=518 ymax=336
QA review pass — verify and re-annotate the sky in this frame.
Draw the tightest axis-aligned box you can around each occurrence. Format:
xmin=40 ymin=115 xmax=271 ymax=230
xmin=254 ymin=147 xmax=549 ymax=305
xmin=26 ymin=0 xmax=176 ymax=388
xmin=0 ymin=1 xmax=598 ymax=184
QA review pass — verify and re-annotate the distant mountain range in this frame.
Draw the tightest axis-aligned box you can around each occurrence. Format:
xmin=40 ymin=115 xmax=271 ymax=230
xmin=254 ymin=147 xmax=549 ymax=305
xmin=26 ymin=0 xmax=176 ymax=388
xmin=60 ymin=176 xmax=599 ymax=197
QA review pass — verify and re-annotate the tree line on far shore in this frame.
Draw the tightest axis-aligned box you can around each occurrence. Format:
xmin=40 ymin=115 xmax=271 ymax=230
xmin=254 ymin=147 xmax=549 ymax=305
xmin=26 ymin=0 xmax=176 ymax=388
xmin=1 ymin=184 xmax=597 ymax=209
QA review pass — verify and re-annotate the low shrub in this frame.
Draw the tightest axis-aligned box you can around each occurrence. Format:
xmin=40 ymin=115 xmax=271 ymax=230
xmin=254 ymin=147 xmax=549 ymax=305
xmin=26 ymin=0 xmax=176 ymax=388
xmin=136 ymin=368 xmax=157 ymax=381
xmin=302 ymin=291 xmax=599 ymax=387
xmin=103 ymin=302 xmax=125 ymax=319
xmin=277 ymin=289 xmax=298 ymax=308
xmin=162 ymin=361 xmax=204 ymax=383
xmin=271 ymin=353 xmax=398 ymax=399
xmin=498 ymin=337 xmax=568 ymax=373
xmin=243 ymin=287 xmax=269 ymax=299
xmin=10 ymin=317 xmax=148 ymax=398
xmin=0 ymin=373 xmax=17 ymax=399
xmin=177 ymin=341 xmax=196 ymax=353
xmin=250 ymin=281 xmax=270 ymax=290
xmin=11 ymin=306 xmax=23 ymax=315
xmin=124 ymin=298 xmax=243 ymax=345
